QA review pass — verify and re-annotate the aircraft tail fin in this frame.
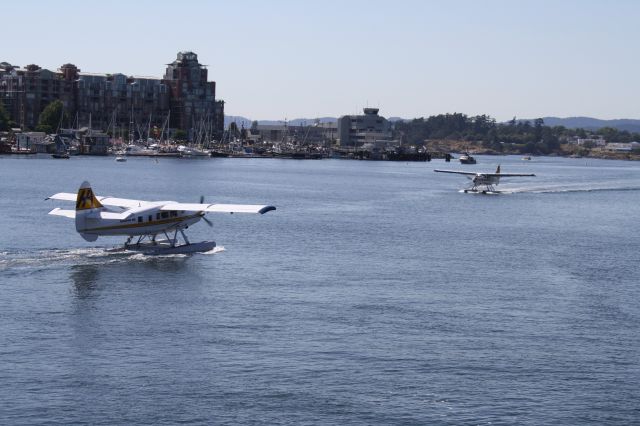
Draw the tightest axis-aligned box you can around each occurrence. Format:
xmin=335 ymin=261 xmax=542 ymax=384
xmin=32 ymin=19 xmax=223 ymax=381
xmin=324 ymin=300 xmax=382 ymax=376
xmin=75 ymin=181 xmax=102 ymax=240
xmin=75 ymin=181 xmax=103 ymax=211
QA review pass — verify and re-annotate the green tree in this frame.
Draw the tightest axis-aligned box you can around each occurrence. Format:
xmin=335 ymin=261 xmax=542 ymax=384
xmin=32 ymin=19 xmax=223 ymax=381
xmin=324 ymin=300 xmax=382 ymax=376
xmin=597 ymin=126 xmax=620 ymax=143
xmin=0 ymin=101 xmax=9 ymax=131
xmin=173 ymin=129 xmax=187 ymax=141
xmin=36 ymin=100 xmax=67 ymax=134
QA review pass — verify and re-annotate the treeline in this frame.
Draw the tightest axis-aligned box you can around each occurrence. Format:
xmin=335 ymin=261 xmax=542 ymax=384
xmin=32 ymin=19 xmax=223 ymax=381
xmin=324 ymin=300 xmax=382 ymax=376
xmin=394 ymin=113 xmax=640 ymax=154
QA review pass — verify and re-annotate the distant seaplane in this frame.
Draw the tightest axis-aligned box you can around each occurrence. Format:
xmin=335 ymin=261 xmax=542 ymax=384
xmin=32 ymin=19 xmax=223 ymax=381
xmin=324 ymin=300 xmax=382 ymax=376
xmin=46 ymin=181 xmax=276 ymax=254
xmin=434 ymin=165 xmax=535 ymax=193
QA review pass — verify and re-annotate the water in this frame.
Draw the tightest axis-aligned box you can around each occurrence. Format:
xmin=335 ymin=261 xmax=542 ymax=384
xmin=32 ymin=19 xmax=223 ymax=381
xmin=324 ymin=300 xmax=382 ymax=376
xmin=1 ymin=155 xmax=639 ymax=425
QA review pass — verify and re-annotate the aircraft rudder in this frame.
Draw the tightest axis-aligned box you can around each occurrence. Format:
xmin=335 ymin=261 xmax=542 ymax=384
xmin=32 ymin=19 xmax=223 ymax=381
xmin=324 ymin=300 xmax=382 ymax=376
xmin=75 ymin=181 xmax=103 ymax=211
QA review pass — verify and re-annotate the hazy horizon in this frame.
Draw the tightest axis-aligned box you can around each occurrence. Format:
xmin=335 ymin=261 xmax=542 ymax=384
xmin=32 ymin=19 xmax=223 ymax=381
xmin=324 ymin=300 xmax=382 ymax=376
xmin=3 ymin=0 xmax=639 ymax=122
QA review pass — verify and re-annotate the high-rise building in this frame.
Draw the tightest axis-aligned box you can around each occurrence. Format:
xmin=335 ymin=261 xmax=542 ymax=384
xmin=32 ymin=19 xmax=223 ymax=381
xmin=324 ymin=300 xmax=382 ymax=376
xmin=0 ymin=52 xmax=224 ymax=140
xmin=164 ymin=51 xmax=223 ymax=139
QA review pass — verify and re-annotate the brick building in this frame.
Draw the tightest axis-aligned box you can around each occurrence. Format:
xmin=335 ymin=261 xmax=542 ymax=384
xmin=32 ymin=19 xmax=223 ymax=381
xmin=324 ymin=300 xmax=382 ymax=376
xmin=164 ymin=51 xmax=224 ymax=139
xmin=0 ymin=52 xmax=223 ymax=140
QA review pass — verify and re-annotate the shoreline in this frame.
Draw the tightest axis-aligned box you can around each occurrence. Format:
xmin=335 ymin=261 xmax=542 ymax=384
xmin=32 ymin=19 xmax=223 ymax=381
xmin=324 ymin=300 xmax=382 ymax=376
xmin=2 ymin=151 xmax=638 ymax=162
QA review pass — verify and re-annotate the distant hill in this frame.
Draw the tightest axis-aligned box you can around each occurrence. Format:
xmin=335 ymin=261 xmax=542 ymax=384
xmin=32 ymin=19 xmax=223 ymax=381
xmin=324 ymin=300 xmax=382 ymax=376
xmin=524 ymin=117 xmax=640 ymax=132
xmin=224 ymin=115 xmax=253 ymax=127
xmin=226 ymin=115 xmax=640 ymax=133
xmin=224 ymin=115 xmax=337 ymax=127
xmin=224 ymin=115 xmax=411 ymax=127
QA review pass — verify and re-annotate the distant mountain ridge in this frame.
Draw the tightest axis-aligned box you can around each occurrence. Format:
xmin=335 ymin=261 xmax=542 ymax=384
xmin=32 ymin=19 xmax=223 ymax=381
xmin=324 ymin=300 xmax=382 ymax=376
xmin=224 ymin=115 xmax=337 ymax=127
xmin=523 ymin=117 xmax=640 ymax=132
xmin=225 ymin=115 xmax=640 ymax=132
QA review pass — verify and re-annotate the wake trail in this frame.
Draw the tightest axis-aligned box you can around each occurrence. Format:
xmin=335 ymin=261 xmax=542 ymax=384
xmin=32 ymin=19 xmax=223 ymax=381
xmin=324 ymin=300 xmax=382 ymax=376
xmin=502 ymin=184 xmax=640 ymax=194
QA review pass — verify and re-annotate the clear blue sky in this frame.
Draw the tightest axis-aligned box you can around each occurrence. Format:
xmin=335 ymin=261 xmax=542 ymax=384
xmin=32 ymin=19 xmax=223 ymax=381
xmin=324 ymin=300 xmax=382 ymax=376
xmin=4 ymin=0 xmax=639 ymax=121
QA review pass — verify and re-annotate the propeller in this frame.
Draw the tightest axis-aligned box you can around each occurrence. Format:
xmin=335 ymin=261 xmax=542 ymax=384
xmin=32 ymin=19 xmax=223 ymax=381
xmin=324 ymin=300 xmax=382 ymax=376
xmin=199 ymin=195 xmax=213 ymax=227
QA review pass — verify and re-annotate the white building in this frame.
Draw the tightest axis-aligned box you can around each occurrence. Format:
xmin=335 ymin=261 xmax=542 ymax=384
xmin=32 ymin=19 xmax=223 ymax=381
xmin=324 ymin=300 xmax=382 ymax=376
xmin=16 ymin=132 xmax=46 ymax=151
xmin=605 ymin=142 xmax=638 ymax=152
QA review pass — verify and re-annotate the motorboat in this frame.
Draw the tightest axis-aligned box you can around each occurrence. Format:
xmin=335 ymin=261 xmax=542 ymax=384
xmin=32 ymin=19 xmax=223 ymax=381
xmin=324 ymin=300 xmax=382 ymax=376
xmin=51 ymin=152 xmax=70 ymax=159
xmin=177 ymin=145 xmax=210 ymax=157
xmin=124 ymin=144 xmax=157 ymax=156
xmin=459 ymin=152 xmax=476 ymax=164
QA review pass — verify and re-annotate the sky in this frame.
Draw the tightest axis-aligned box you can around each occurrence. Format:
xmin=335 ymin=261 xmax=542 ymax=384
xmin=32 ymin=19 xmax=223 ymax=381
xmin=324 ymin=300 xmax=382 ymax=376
xmin=3 ymin=0 xmax=639 ymax=121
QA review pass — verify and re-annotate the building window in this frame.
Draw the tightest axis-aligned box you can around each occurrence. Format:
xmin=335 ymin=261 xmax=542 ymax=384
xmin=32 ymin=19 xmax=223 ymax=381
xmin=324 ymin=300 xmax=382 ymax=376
xmin=138 ymin=216 xmax=142 ymax=223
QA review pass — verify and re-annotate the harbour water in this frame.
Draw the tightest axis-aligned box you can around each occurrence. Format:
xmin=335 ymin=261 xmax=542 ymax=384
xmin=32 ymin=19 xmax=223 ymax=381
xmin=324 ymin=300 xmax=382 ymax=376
xmin=1 ymin=155 xmax=639 ymax=424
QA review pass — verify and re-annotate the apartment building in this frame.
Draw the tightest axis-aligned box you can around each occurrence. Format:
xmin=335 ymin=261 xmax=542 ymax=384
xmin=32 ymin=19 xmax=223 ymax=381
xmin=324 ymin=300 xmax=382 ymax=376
xmin=0 ymin=52 xmax=223 ymax=140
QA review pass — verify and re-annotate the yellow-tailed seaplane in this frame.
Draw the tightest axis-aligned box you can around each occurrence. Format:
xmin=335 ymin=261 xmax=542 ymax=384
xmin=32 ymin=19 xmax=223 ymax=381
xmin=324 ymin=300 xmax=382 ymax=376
xmin=46 ymin=181 xmax=276 ymax=254
xmin=434 ymin=165 xmax=535 ymax=194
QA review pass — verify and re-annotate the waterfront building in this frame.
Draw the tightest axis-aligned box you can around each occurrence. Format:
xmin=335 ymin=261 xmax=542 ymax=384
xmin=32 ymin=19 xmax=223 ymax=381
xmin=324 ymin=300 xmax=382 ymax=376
xmin=605 ymin=142 xmax=639 ymax=152
xmin=569 ymin=136 xmax=606 ymax=147
xmin=337 ymin=108 xmax=395 ymax=147
xmin=0 ymin=52 xmax=223 ymax=141
xmin=247 ymin=122 xmax=337 ymax=145
xmin=15 ymin=131 xmax=46 ymax=151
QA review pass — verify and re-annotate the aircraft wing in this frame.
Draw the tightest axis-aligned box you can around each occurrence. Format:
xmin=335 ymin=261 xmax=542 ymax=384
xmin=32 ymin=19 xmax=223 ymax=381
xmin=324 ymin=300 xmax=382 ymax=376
xmin=160 ymin=202 xmax=276 ymax=214
xmin=46 ymin=192 xmax=150 ymax=208
xmin=48 ymin=207 xmax=76 ymax=218
xmin=433 ymin=169 xmax=479 ymax=176
xmin=483 ymin=173 xmax=536 ymax=177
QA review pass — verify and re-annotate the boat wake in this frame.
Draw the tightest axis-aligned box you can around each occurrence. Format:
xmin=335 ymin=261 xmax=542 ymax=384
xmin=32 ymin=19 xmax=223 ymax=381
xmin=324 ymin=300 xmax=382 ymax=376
xmin=0 ymin=244 xmax=224 ymax=273
xmin=201 ymin=246 xmax=225 ymax=255
xmin=501 ymin=183 xmax=640 ymax=194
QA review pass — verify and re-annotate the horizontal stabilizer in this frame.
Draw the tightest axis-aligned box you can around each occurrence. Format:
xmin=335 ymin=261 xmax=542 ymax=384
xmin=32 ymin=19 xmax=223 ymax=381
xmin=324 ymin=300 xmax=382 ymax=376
xmin=161 ymin=202 xmax=276 ymax=214
xmin=46 ymin=192 xmax=77 ymax=202
xmin=46 ymin=192 xmax=149 ymax=208
xmin=48 ymin=208 xmax=76 ymax=218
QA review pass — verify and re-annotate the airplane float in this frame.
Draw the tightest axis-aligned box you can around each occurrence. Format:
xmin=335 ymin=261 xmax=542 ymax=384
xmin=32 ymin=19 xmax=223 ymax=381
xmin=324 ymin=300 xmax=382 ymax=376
xmin=46 ymin=181 xmax=276 ymax=254
xmin=434 ymin=165 xmax=535 ymax=193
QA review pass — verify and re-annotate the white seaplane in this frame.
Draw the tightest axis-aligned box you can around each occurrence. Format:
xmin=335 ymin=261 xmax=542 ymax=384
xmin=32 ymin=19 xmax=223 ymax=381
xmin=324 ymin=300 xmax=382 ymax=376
xmin=46 ymin=181 xmax=276 ymax=254
xmin=434 ymin=165 xmax=535 ymax=194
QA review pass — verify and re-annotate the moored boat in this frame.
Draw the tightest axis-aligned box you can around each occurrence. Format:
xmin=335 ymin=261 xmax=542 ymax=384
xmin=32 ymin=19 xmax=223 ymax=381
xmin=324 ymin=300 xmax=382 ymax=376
xmin=459 ymin=152 xmax=476 ymax=164
xmin=177 ymin=145 xmax=210 ymax=157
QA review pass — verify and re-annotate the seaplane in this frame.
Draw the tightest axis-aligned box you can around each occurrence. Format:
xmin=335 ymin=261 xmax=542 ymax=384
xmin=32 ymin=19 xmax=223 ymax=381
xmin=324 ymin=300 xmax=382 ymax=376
xmin=46 ymin=181 xmax=276 ymax=254
xmin=434 ymin=165 xmax=535 ymax=194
